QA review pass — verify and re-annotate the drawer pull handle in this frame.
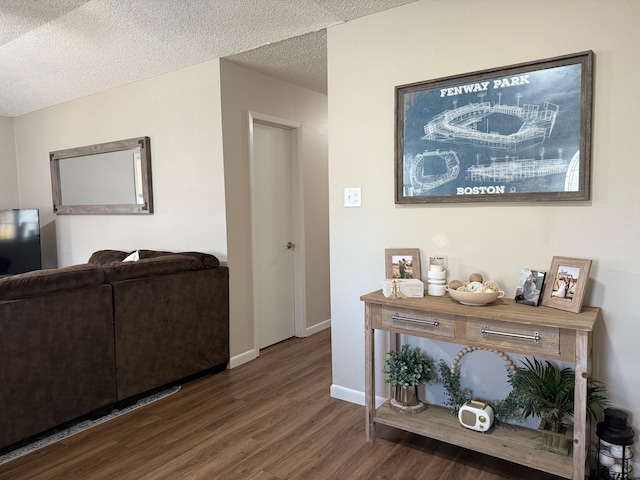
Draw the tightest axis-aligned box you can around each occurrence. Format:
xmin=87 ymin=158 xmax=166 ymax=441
xmin=481 ymin=325 xmax=540 ymax=344
xmin=392 ymin=313 xmax=439 ymax=328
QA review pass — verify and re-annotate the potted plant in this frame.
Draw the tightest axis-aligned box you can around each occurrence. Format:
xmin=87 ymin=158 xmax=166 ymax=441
xmin=383 ymin=344 xmax=435 ymax=414
xmin=510 ymin=357 xmax=608 ymax=455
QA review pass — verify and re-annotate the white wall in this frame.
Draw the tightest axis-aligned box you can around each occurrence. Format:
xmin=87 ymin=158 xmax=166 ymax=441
xmin=13 ymin=60 xmax=227 ymax=267
xmin=0 ymin=117 xmax=19 ymax=207
xmin=328 ymin=0 xmax=640 ymax=440
xmin=220 ymin=59 xmax=330 ymax=359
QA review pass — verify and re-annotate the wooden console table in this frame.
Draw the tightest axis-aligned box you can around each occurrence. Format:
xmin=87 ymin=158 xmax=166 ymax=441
xmin=362 ymin=290 xmax=600 ymax=480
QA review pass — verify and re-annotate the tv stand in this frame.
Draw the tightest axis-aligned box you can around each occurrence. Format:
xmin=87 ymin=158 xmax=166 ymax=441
xmin=361 ymin=290 xmax=600 ymax=480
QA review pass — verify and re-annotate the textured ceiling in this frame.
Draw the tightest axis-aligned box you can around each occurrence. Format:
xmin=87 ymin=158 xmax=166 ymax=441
xmin=0 ymin=0 xmax=417 ymax=117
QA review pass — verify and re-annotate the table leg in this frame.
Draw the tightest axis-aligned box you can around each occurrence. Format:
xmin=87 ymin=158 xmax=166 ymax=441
xmin=573 ymin=329 xmax=590 ymax=480
xmin=365 ymin=303 xmax=376 ymax=442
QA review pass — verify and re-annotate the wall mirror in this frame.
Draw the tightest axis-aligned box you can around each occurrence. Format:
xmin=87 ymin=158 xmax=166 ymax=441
xmin=50 ymin=136 xmax=153 ymax=214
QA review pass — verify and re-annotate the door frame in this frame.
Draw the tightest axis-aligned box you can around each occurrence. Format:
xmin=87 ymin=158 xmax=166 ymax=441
xmin=248 ymin=111 xmax=306 ymax=353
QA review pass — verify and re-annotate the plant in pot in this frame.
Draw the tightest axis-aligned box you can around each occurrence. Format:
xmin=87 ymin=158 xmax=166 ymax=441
xmin=383 ymin=344 xmax=435 ymax=414
xmin=510 ymin=357 xmax=608 ymax=456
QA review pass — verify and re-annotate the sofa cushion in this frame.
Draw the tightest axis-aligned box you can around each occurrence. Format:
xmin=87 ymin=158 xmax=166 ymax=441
xmin=100 ymin=255 xmax=204 ymax=283
xmin=89 ymin=249 xmax=220 ymax=269
xmin=0 ymin=264 xmax=105 ymax=300
xmin=137 ymin=249 xmax=220 ymax=268
xmin=137 ymin=250 xmax=173 ymax=259
xmin=88 ymin=250 xmax=129 ymax=265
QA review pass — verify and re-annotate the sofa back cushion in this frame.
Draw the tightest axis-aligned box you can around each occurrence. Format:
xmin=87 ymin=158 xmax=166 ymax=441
xmin=88 ymin=250 xmax=130 ymax=265
xmin=100 ymin=255 xmax=204 ymax=283
xmin=89 ymin=249 xmax=220 ymax=269
xmin=136 ymin=249 xmax=220 ymax=268
xmin=0 ymin=264 xmax=105 ymax=300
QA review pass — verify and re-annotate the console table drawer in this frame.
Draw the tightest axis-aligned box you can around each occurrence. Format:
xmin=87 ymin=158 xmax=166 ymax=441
xmin=381 ymin=307 xmax=454 ymax=339
xmin=464 ymin=318 xmax=559 ymax=356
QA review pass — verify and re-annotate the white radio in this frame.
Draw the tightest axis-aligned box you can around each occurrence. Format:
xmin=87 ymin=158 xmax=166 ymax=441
xmin=458 ymin=400 xmax=494 ymax=432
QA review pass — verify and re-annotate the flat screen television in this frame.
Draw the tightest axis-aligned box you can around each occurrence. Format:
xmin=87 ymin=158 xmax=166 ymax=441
xmin=0 ymin=208 xmax=42 ymax=277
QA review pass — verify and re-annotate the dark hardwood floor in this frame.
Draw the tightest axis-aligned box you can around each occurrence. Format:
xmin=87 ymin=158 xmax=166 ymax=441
xmin=0 ymin=329 xmax=565 ymax=479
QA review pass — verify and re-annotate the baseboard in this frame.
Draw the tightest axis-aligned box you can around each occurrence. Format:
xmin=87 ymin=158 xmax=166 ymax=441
xmin=306 ymin=319 xmax=331 ymax=336
xmin=330 ymin=384 xmax=387 ymax=408
xmin=229 ymin=348 xmax=258 ymax=369
xmin=230 ymin=321 xmax=330 ymax=369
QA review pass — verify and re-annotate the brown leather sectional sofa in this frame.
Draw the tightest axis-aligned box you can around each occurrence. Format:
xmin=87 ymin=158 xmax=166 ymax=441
xmin=0 ymin=249 xmax=229 ymax=450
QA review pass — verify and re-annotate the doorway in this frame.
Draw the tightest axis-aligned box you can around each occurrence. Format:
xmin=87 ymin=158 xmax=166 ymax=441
xmin=248 ymin=112 xmax=304 ymax=351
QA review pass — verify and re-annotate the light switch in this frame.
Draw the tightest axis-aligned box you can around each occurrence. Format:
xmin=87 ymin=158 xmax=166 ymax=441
xmin=344 ymin=187 xmax=361 ymax=207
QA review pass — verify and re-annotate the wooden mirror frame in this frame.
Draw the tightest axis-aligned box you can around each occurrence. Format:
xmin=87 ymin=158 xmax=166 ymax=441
xmin=50 ymin=136 xmax=153 ymax=214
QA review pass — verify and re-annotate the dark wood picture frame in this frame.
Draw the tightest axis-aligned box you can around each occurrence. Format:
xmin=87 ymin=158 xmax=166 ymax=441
xmin=395 ymin=51 xmax=594 ymax=204
xmin=541 ymin=256 xmax=592 ymax=313
xmin=385 ymin=248 xmax=421 ymax=281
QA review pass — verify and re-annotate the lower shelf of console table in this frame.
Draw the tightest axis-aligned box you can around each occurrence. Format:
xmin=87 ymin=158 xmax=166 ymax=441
xmin=374 ymin=401 xmax=573 ymax=479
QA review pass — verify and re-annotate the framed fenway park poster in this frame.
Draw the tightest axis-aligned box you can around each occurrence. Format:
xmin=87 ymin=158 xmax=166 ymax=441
xmin=395 ymin=51 xmax=593 ymax=204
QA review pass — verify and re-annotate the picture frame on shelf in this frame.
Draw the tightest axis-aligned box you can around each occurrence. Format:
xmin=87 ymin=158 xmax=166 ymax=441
xmin=541 ymin=256 xmax=592 ymax=313
xmin=395 ymin=51 xmax=594 ymax=204
xmin=515 ymin=268 xmax=546 ymax=307
xmin=385 ymin=248 xmax=421 ymax=281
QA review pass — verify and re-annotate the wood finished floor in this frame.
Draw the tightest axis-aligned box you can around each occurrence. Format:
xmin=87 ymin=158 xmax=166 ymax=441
xmin=0 ymin=329 xmax=565 ymax=480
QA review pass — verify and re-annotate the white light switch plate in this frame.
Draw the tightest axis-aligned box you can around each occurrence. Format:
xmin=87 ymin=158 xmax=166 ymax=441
xmin=344 ymin=187 xmax=362 ymax=207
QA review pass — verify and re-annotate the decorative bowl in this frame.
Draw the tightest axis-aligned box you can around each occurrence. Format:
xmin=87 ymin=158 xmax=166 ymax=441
xmin=445 ymin=285 xmax=505 ymax=306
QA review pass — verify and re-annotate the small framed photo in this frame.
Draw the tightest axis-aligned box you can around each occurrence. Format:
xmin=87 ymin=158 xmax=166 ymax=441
xmin=385 ymin=248 xmax=421 ymax=280
xmin=515 ymin=268 xmax=546 ymax=307
xmin=541 ymin=256 xmax=592 ymax=313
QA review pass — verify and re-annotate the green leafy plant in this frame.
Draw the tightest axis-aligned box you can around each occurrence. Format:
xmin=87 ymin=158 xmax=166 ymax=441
xmin=383 ymin=344 xmax=435 ymax=388
xmin=437 ymin=359 xmax=521 ymax=424
xmin=437 ymin=359 xmax=471 ymax=412
xmin=510 ymin=357 xmax=608 ymax=432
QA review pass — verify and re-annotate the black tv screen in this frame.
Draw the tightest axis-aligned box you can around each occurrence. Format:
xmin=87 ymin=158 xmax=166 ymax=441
xmin=0 ymin=209 xmax=42 ymax=276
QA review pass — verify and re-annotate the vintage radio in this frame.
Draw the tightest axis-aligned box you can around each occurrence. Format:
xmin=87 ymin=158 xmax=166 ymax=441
xmin=458 ymin=400 xmax=494 ymax=432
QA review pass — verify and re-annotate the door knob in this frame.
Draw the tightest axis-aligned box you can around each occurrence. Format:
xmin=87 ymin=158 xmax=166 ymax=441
xmin=287 ymin=241 xmax=295 ymax=250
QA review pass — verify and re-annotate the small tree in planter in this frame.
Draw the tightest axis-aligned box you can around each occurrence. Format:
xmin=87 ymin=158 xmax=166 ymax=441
xmin=383 ymin=344 xmax=435 ymax=414
xmin=510 ymin=357 xmax=608 ymax=455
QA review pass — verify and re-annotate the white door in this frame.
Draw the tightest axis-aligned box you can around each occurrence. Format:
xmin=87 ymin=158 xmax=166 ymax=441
xmin=252 ymin=120 xmax=296 ymax=349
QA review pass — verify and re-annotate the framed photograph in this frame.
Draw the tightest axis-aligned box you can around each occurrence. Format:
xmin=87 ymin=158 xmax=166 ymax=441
xmin=541 ymin=256 xmax=592 ymax=313
xmin=385 ymin=248 xmax=421 ymax=280
xmin=515 ymin=268 xmax=546 ymax=307
xmin=395 ymin=51 xmax=594 ymax=204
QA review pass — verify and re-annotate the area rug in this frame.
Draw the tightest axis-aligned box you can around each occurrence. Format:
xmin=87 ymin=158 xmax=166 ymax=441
xmin=0 ymin=385 xmax=180 ymax=466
